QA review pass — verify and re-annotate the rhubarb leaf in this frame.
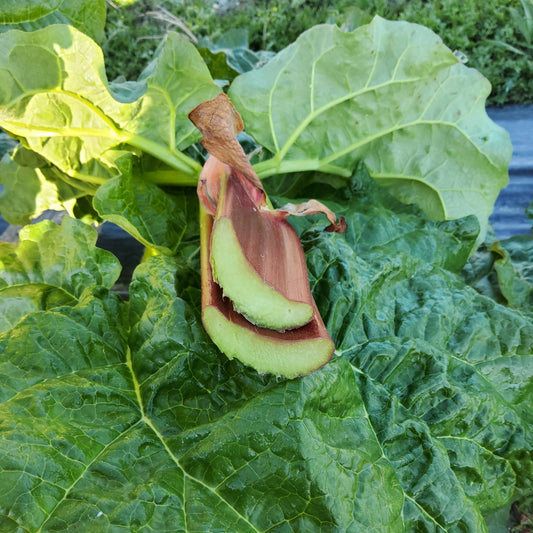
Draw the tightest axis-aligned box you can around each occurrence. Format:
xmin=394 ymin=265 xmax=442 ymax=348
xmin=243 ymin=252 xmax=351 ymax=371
xmin=0 ymin=157 xmax=74 ymax=225
xmin=302 ymin=229 xmax=532 ymax=506
xmin=93 ymin=169 xmax=192 ymax=254
xmin=0 ymin=25 xmax=220 ymax=187
xmin=0 ymin=145 xmax=93 ymax=225
xmin=0 ymin=0 xmax=106 ymax=42
xmin=1 ymin=200 xmax=531 ymax=530
xmin=461 ymin=228 xmax=533 ymax=314
xmin=0 ymin=216 xmax=120 ymax=294
xmin=0 ymin=228 xmax=406 ymax=531
xmin=199 ymin=28 xmax=275 ymax=78
xmin=490 ymin=237 xmax=533 ymax=314
xmin=267 ymin=164 xmax=480 ymax=273
xmin=229 ymin=16 xmax=511 ymax=242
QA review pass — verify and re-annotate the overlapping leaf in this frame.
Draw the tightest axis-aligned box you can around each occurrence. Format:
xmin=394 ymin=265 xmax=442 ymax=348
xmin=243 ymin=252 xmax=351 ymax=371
xmin=0 ymin=221 xmax=406 ymax=532
xmin=300 ymin=175 xmax=533 ymax=510
xmin=0 ymin=145 xmax=94 ymax=225
xmin=0 ymin=0 xmax=106 ymax=42
xmin=1 ymin=163 xmax=531 ymax=530
xmin=0 ymin=24 xmax=220 ymax=185
xmin=93 ymin=166 xmax=198 ymax=254
xmin=229 ymin=16 xmax=512 ymax=243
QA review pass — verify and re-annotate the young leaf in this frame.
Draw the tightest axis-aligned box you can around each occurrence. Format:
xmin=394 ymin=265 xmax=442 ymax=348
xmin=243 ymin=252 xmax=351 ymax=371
xmin=229 ymin=16 xmax=512 ymax=243
xmin=93 ymin=169 xmax=188 ymax=255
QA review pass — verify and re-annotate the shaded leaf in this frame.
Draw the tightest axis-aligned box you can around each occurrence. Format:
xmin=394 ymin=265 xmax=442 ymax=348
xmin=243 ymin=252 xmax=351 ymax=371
xmin=491 ymin=237 xmax=533 ymax=314
xmin=198 ymin=28 xmax=275 ymax=90
xmin=93 ymin=169 xmax=188 ymax=255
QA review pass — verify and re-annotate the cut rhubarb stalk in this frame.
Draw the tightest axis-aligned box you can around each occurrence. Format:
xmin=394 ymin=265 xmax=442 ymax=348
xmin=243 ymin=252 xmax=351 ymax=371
xmin=210 ymin=163 xmax=314 ymax=330
xmin=201 ymin=207 xmax=334 ymax=378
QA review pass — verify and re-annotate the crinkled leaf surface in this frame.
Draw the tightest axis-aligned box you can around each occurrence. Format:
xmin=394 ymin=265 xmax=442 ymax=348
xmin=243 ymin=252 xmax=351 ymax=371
xmin=0 ymin=24 xmax=220 ymax=183
xmin=2 ymin=161 xmax=532 ymax=530
xmin=266 ymin=164 xmax=480 ymax=273
xmin=0 ymin=220 xmax=407 ymax=532
xmin=304 ymin=240 xmax=532 ymax=507
xmin=0 ymin=0 xmax=106 ymax=42
xmin=462 ymin=228 xmax=533 ymax=315
xmin=490 ymin=237 xmax=533 ymax=314
xmin=229 ymin=16 xmax=511 ymax=243
xmin=0 ymin=216 xmax=120 ymax=294
xmin=92 ymin=169 xmax=193 ymax=255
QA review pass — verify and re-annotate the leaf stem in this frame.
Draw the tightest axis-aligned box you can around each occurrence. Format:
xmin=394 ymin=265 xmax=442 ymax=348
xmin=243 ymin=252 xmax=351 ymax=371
xmin=254 ymin=158 xmax=351 ymax=179
xmin=127 ymin=134 xmax=201 ymax=180
xmin=143 ymin=170 xmax=198 ymax=187
xmin=65 ymin=170 xmax=108 ymax=185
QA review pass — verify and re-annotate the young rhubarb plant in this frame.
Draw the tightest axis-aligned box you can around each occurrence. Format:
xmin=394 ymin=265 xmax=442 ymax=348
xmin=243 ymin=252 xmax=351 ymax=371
xmin=189 ymin=94 xmax=345 ymax=376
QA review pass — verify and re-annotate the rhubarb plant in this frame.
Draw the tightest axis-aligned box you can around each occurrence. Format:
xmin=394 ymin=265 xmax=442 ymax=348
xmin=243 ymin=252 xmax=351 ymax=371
xmin=0 ymin=12 xmax=530 ymax=533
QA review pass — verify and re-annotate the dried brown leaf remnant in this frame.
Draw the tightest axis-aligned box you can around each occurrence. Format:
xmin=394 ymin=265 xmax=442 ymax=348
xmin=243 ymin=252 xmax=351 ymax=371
xmin=189 ymin=93 xmax=264 ymax=208
xmin=189 ymin=93 xmax=346 ymax=232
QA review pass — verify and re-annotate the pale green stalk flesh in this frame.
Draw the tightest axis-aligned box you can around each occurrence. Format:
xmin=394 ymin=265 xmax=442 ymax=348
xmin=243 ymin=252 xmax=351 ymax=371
xmin=210 ymin=216 xmax=314 ymax=330
xmin=203 ymin=307 xmax=333 ymax=378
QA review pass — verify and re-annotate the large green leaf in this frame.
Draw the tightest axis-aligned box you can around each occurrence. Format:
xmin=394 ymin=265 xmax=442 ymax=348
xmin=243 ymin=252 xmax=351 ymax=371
xmin=2 ymin=168 xmax=532 ymax=530
xmin=0 ymin=0 xmax=106 ymax=42
xmin=229 ymin=16 xmax=511 ymax=242
xmin=302 ymin=218 xmax=532 ymax=506
xmin=0 ymin=24 xmax=220 ymax=184
xmin=0 ymin=239 xmax=485 ymax=531
xmin=0 ymin=220 xmax=409 ymax=531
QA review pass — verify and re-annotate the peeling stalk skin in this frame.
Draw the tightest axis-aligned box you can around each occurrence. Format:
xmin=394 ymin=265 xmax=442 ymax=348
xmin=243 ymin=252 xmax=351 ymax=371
xmin=210 ymin=168 xmax=314 ymax=330
xmin=201 ymin=207 xmax=334 ymax=379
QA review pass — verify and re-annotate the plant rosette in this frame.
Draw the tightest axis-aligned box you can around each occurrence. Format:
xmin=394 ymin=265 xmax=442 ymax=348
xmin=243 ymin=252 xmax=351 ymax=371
xmin=0 ymin=13 xmax=529 ymax=533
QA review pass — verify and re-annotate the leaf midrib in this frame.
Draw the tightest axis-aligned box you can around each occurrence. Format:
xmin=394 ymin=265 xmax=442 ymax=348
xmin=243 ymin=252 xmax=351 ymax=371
xmin=1 ymin=88 xmax=201 ymax=176
xmin=255 ymin=37 xmax=498 ymax=179
xmin=124 ymin=346 xmax=261 ymax=533
xmin=36 ymin=420 xmax=144 ymax=533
